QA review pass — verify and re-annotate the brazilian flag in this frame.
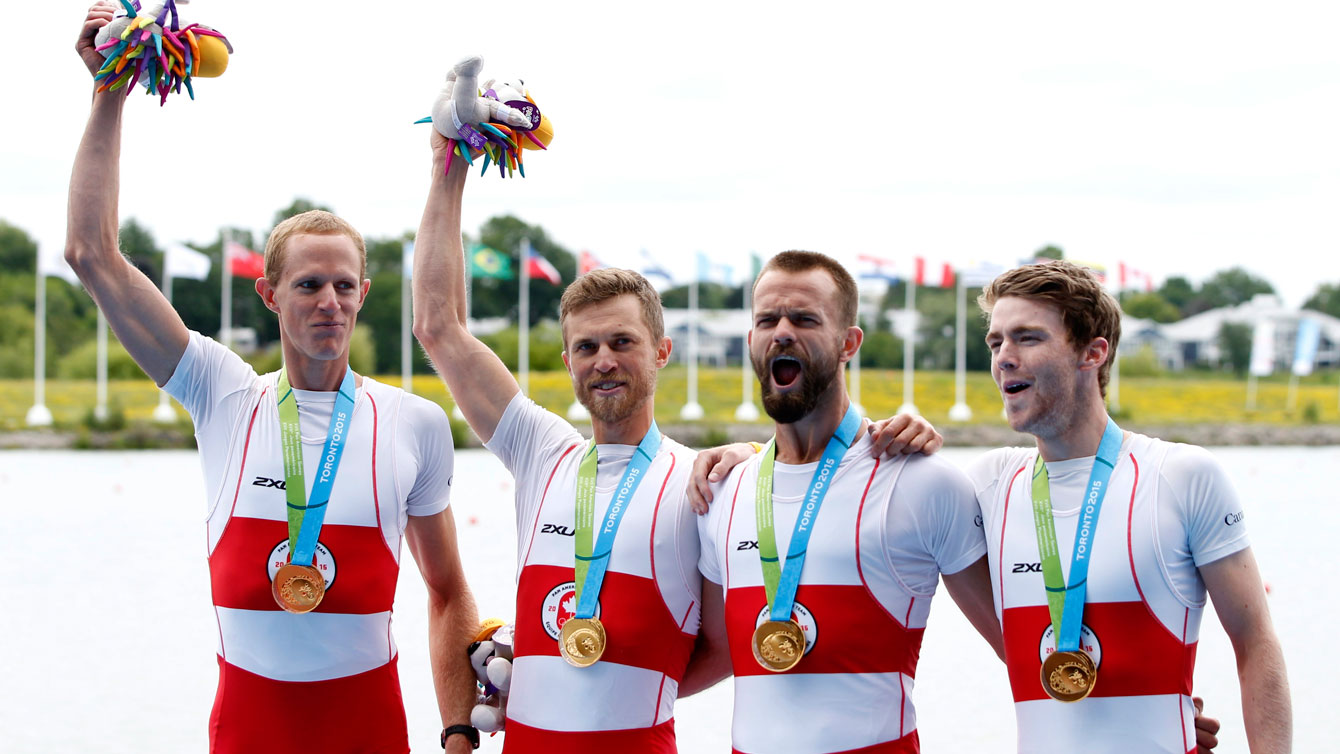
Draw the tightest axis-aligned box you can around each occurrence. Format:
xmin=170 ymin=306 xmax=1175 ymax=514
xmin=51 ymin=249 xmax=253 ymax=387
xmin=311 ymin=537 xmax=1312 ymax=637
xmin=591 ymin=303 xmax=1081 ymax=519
xmin=470 ymin=244 xmax=513 ymax=279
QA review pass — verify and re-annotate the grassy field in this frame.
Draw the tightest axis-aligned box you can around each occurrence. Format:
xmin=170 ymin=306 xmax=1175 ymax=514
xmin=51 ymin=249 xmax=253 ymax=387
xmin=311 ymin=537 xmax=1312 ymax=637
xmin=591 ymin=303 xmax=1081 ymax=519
xmin=3 ymin=367 xmax=1337 ymax=432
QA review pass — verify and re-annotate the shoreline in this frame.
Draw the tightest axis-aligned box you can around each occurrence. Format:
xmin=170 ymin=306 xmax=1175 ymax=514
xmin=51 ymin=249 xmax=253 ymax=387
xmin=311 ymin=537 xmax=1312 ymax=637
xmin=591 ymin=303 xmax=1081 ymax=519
xmin=5 ymin=421 xmax=1340 ymax=450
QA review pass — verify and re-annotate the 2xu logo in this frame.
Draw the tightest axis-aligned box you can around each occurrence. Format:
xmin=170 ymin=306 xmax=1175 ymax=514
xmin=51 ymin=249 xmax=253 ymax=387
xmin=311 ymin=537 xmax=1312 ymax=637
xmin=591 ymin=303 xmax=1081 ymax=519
xmin=541 ymin=523 xmax=575 ymax=537
xmin=253 ymin=476 xmax=286 ymax=490
xmin=1013 ymin=562 xmax=1043 ymax=573
xmin=737 ymin=540 xmax=759 ymax=551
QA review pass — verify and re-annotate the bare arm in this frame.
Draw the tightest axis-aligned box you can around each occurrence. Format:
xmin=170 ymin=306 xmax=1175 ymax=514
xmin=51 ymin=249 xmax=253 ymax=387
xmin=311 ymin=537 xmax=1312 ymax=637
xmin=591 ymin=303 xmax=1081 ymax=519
xmin=679 ymin=579 xmax=733 ymax=696
xmin=1199 ymin=547 xmax=1291 ymax=753
xmin=66 ymin=2 xmax=189 ymax=387
xmin=941 ymin=555 xmax=1004 ymax=661
xmin=405 ymin=508 xmax=480 ymax=754
xmin=411 ymin=135 xmax=519 ymax=443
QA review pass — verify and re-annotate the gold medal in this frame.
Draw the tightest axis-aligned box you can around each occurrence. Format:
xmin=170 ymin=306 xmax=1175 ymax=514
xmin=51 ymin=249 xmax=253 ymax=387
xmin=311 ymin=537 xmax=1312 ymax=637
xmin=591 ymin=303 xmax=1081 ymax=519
xmin=1041 ymin=650 xmax=1097 ymax=702
xmin=558 ymin=617 xmax=606 ymax=667
xmin=272 ymin=563 xmax=326 ymax=613
xmin=752 ymin=620 xmax=806 ymax=672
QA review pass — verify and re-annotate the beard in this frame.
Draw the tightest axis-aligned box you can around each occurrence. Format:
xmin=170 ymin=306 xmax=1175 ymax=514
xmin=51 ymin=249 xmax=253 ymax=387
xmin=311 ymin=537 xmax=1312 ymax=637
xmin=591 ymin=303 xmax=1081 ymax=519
xmin=574 ymin=364 xmax=657 ymax=425
xmin=752 ymin=341 xmax=843 ymax=424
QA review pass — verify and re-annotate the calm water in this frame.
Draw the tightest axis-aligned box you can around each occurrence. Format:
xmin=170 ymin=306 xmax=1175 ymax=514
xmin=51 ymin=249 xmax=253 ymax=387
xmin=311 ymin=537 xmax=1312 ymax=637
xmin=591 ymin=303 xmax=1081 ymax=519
xmin=1 ymin=447 xmax=1332 ymax=753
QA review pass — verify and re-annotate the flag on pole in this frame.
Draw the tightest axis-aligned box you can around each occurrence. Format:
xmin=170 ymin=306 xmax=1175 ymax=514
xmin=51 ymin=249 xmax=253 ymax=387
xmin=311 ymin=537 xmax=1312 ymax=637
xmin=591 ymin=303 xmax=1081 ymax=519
xmin=958 ymin=260 xmax=1007 ymax=288
xmin=857 ymin=253 xmax=900 ymax=283
xmin=1070 ymin=259 xmax=1108 ymax=286
xmin=913 ymin=256 xmax=955 ymax=288
xmin=1292 ymin=318 xmax=1322 ymax=377
xmin=696 ymin=252 xmax=733 ymax=285
xmin=470 ymin=244 xmax=513 ymax=279
xmin=640 ymin=249 xmax=673 ymax=284
xmin=578 ymin=250 xmax=605 ymax=276
xmin=1117 ymin=262 xmax=1154 ymax=292
xmin=526 ymin=248 xmax=562 ymax=285
xmin=1249 ymin=319 xmax=1276 ymax=377
xmin=226 ymin=241 xmax=265 ymax=279
xmin=164 ymin=243 xmax=212 ymax=281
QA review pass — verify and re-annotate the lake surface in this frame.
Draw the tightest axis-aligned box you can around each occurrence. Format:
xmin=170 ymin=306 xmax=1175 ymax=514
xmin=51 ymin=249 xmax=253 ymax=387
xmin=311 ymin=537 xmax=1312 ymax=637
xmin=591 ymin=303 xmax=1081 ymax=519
xmin=1 ymin=447 xmax=1333 ymax=752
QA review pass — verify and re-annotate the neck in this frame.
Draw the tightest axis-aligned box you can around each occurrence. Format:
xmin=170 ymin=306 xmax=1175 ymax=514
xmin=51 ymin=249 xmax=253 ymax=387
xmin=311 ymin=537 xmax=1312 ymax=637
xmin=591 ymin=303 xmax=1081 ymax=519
xmin=281 ymin=343 xmax=353 ymax=392
xmin=591 ymin=403 xmax=655 ymax=446
xmin=1035 ymin=396 xmax=1110 ymax=462
xmin=774 ymin=385 xmax=852 ymax=464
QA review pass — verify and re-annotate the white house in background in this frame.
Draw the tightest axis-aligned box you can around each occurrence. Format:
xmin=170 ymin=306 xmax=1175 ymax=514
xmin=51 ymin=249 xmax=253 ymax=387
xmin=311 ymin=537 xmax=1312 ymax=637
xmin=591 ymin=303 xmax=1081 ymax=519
xmin=663 ymin=308 xmax=751 ymax=366
xmin=1129 ymin=294 xmax=1340 ymax=371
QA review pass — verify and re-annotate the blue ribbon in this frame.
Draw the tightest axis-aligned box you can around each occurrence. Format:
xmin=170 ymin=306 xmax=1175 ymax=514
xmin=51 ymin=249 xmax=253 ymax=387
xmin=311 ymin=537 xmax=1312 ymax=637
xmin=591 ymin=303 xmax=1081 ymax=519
xmin=289 ymin=368 xmax=356 ymax=567
xmin=1055 ymin=418 xmax=1123 ymax=652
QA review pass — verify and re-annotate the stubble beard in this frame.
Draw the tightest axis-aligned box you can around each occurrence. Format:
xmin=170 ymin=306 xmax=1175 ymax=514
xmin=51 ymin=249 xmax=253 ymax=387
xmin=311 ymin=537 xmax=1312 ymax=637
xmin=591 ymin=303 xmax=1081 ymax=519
xmin=752 ymin=343 xmax=843 ymax=425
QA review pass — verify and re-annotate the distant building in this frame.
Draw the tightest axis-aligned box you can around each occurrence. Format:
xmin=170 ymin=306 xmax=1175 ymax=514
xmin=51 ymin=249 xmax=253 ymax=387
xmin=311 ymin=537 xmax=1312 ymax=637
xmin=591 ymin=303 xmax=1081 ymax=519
xmin=1123 ymin=294 xmax=1340 ymax=371
xmin=663 ymin=308 xmax=751 ymax=366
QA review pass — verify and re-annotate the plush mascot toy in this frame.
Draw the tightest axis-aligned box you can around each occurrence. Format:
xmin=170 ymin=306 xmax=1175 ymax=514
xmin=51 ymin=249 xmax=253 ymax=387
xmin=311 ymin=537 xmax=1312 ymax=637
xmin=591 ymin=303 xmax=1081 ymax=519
xmin=93 ymin=0 xmax=231 ymax=104
xmin=468 ymin=619 xmax=515 ymax=733
xmin=416 ymin=55 xmax=554 ymax=178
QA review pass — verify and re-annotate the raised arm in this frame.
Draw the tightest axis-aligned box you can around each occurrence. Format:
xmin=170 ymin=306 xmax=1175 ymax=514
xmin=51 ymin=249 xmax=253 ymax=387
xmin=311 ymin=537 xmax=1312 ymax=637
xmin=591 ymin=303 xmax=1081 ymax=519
xmin=65 ymin=2 xmax=189 ymax=387
xmin=411 ymin=133 xmax=520 ymax=443
xmin=1199 ymin=547 xmax=1291 ymax=753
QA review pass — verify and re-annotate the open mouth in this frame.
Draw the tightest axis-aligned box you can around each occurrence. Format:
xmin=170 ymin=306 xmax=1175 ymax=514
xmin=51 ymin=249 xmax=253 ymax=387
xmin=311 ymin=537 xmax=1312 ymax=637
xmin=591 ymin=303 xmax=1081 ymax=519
xmin=771 ymin=356 xmax=802 ymax=388
xmin=1003 ymin=380 xmax=1032 ymax=396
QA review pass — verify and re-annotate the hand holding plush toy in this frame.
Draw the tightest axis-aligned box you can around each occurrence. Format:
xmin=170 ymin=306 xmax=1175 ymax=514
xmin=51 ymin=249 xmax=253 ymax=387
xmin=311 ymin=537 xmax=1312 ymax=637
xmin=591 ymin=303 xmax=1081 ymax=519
xmin=417 ymin=55 xmax=554 ymax=178
xmin=92 ymin=0 xmax=231 ymax=104
xmin=468 ymin=619 xmax=515 ymax=733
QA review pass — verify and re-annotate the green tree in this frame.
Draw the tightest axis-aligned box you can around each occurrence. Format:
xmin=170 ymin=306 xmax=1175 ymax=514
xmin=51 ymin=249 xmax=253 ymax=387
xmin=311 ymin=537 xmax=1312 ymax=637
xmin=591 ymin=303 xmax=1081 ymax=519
xmin=660 ymin=282 xmax=739 ymax=310
xmin=1157 ymin=276 xmax=1197 ymax=316
xmin=471 ymin=215 xmax=576 ymax=325
xmin=270 ymin=198 xmax=334 ymax=230
xmin=1033 ymin=245 xmax=1064 ymax=261
xmin=1303 ymin=283 xmax=1340 ymax=319
xmin=119 ymin=218 xmax=160 ymax=279
xmin=1217 ymin=321 xmax=1253 ymax=375
xmin=1119 ymin=291 xmax=1181 ymax=323
xmin=0 ymin=219 xmax=38 ymax=274
xmin=1197 ymin=268 xmax=1275 ymax=313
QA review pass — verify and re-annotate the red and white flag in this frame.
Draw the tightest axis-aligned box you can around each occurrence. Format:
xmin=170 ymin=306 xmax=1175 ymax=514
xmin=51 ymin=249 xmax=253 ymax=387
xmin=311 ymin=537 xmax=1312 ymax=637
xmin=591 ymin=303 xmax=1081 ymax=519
xmin=1117 ymin=261 xmax=1154 ymax=292
xmin=913 ymin=256 xmax=955 ymax=288
xmin=578 ymin=250 xmax=605 ymax=276
xmin=225 ymin=241 xmax=265 ymax=280
xmin=527 ymin=248 xmax=562 ymax=285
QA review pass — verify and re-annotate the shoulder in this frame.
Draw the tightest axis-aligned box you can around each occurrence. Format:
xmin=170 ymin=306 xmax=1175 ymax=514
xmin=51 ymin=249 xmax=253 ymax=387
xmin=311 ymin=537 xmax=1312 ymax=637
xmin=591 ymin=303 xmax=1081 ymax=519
xmin=892 ymin=453 xmax=977 ymax=510
xmin=965 ymin=446 xmax=1032 ymax=491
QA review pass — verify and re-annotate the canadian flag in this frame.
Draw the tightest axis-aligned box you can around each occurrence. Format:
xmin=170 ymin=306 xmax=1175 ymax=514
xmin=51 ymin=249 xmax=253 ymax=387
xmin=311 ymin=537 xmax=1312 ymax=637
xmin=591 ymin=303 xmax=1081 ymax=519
xmin=913 ymin=256 xmax=955 ymax=288
xmin=1117 ymin=262 xmax=1154 ymax=292
xmin=578 ymin=250 xmax=604 ymax=276
xmin=225 ymin=241 xmax=265 ymax=280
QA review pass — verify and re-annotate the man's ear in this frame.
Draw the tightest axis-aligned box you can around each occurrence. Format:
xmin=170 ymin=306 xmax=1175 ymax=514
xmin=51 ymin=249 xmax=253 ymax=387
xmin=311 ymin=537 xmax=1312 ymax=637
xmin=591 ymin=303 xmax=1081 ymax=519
xmin=839 ymin=326 xmax=864 ymax=365
xmin=655 ymin=336 xmax=673 ymax=369
xmin=561 ymin=349 xmax=573 ymax=377
xmin=1079 ymin=337 xmax=1110 ymax=373
xmin=256 ymin=277 xmax=280 ymax=315
xmin=357 ymin=278 xmax=372 ymax=310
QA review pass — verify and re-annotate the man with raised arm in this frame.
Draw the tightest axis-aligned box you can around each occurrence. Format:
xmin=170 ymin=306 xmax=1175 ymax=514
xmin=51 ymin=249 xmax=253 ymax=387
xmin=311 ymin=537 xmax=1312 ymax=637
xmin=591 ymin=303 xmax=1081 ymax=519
xmin=688 ymin=250 xmax=1003 ymax=754
xmin=67 ymin=4 xmax=479 ymax=752
xmin=410 ymin=121 xmax=943 ymax=748
xmin=971 ymin=260 xmax=1289 ymax=753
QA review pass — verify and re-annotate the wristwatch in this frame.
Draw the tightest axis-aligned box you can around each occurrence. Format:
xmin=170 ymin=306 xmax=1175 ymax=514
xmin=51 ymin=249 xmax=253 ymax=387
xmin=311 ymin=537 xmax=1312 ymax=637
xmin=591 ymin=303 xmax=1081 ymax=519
xmin=441 ymin=724 xmax=480 ymax=750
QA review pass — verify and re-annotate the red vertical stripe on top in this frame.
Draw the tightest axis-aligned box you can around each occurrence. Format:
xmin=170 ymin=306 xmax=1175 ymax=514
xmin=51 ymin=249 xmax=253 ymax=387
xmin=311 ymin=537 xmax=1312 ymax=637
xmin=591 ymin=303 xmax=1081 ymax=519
xmin=999 ymin=464 xmax=1028 ymax=608
xmin=722 ymin=471 xmax=748 ymax=588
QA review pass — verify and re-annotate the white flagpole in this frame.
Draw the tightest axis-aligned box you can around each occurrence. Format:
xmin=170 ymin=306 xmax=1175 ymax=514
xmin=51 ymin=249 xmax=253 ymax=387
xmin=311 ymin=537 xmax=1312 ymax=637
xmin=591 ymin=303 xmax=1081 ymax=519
xmin=734 ymin=269 xmax=758 ymax=422
xmin=220 ymin=237 xmax=232 ymax=349
xmin=897 ymin=279 xmax=919 ymax=415
xmin=26 ymin=254 xmax=53 ymax=427
xmin=949 ymin=273 xmax=972 ymax=421
xmin=152 ymin=262 xmax=178 ymax=423
xmin=680 ymin=270 xmax=704 ymax=420
xmin=519 ymin=237 xmax=531 ymax=396
xmin=95 ymin=308 xmax=109 ymax=421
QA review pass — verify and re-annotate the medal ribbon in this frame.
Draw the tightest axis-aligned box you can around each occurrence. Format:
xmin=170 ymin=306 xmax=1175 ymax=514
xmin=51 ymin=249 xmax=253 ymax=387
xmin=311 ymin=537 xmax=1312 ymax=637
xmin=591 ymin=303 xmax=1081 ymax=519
xmin=276 ymin=366 xmax=357 ymax=567
xmin=756 ymin=404 xmax=861 ymax=622
xmin=1030 ymin=418 xmax=1123 ymax=653
xmin=572 ymin=423 xmax=662 ymax=619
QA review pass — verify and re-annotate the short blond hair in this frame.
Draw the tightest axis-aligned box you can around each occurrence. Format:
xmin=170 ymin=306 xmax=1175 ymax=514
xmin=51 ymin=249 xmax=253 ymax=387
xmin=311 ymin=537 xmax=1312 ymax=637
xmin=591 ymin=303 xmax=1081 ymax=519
xmin=979 ymin=260 xmax=1123 ymax=396
xmin=263 ymin=210 xmax=366 ymax=285
xmin=559 ymin=268 xmax=664 ymax=344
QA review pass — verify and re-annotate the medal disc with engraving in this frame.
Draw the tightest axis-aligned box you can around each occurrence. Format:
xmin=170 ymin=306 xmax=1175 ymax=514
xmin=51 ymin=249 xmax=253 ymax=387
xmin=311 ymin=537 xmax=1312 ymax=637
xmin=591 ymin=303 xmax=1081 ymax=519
xmin=272 ymin=563 xmax=326 ymax=613
xmin=1041 ymin=650 xmax=1097 ymax=702
xmin=558 ymin=617 xmax=606 ymax=667
xmin=752 ymin=620 xmax=806 ymax=672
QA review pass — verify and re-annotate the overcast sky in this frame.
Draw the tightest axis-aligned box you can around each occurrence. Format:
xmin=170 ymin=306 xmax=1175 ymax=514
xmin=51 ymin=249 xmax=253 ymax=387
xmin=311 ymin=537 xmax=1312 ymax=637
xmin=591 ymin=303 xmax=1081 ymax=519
xmin=6 ymin=1 xmax=1339 ymax=305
